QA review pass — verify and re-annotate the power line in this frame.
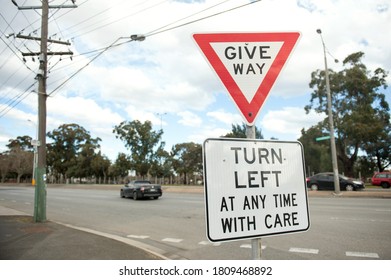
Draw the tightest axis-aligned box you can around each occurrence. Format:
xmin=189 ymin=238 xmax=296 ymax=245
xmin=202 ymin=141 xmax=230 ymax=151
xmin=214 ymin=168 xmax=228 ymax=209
xmin=1 ymin=0 xmax=262 ymax=116
xmin=63 ymin=0 xmax=168 ymax=41
xmin=144 ymin=0 xmax=232 ymax=37
xmin=48 ymin=0 xmax=262 ymax=96
xmin=0 ymin=81 xmax=36 ymax=118
xmin=0 ymin=63 xmax=32 ymax=104
xmin=48 ymin=35 xmax=143 ymax=96
xmin=1 ymin=0 xmax=168 ymax=101
xmin=146 ymin=0 xmax=261 ymax=37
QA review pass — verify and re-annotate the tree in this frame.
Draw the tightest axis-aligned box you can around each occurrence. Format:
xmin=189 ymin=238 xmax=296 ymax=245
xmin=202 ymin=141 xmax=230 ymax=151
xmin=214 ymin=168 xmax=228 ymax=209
xmin=113 ymin=120 xmax=164 ymax=178
xmin=8 ymin=147 xmax=34 ymax=183
xmin=0 ymin=152 xmax=11 ymax=183
xmin=298 ymin=124 xmax=332 ymax=175
xmin=109 ymin=153 xmax=132 ymax=183
xmin=91 ymin=152 xmax=111 ymax=184
xmin=67 ymin=140 xmax=97 ymax=181
xmin=171 ymin=142 xmax=202 ymax=185
xmin=149 ymin=148 xmax=173 ymax=182
xmin=305 ymin=51 xmax=389 ymax=176
xmin=6 ymin=135 xmax=34 ymax=151
xmin=47 ymin=123 xmax=101 ymax=182
xmin=224 ymin=123 xmax=264 ymax=139
xmin=6 ymin=136 xmax=34 ymax=183
xmin=362 ymin=124 xmax=390 ymax=172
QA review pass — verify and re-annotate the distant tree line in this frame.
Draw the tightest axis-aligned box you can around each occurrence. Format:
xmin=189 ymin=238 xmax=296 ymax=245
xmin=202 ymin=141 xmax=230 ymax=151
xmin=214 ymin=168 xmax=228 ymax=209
xmin=0 ymin=122 xmax=204 ymax=185
xmin=0 ymin=51 xmax=388 ymax=184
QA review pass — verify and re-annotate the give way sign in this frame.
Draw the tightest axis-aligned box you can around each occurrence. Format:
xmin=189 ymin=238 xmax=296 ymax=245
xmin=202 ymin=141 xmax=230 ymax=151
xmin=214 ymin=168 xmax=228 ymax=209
xmin=193 ymin=32 xmax=300 ymax=125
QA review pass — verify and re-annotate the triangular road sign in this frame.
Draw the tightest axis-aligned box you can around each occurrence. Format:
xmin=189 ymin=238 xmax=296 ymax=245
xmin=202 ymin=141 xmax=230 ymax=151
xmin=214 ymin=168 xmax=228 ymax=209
xmin=193 ymin=32 xmax=300 ymax=125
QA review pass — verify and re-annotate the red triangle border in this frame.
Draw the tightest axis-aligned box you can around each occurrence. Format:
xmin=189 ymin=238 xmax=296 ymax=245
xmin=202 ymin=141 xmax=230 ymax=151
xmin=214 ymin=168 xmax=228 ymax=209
xmin=193 ymin=32 xmax=300 ymax=125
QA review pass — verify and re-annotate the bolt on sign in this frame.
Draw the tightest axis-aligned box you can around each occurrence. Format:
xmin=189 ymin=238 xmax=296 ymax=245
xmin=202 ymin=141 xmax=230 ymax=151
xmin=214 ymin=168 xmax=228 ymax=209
xmin=203 ymin=138 xmax=310 ymax=242
xmin=193 ymin=32 xmax=300 ymax=125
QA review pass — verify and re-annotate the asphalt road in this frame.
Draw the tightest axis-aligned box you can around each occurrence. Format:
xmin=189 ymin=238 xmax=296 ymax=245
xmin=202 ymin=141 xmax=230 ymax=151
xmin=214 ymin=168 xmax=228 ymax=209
xmin=0 ymin=185 xmax=390 ymax=260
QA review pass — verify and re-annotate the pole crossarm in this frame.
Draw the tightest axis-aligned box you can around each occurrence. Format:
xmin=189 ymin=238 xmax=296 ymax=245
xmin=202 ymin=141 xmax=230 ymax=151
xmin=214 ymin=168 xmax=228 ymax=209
xmin=17 ymin=5 xmax=77 ymax=10
xmin=22 ymin=51 xmax=73 ymax=56
xmin=16 ymin=34 xmax=71 ymax=45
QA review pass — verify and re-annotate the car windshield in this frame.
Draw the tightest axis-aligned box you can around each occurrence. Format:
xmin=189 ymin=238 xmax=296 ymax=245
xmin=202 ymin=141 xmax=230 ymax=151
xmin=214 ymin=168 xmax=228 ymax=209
xmin=339 ymin=175 xmax=349 ymax=180
xmin=134 ymin=180 xmax=151 ymax=184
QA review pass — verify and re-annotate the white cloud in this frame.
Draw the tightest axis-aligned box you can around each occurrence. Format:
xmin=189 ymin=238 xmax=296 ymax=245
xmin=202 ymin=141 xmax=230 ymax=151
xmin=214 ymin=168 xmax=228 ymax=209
xmin=177 ymin=111 xmax=202 ymax=127
xmin=260 ymin=107 xmax=326 ymax=138
xmin=188 ymin=126 xmax=230 ymax=144
xmin=47 ymin=95 xmax=123 ymax=138
xmin=207 ymin=110 xmax=242 ymax=125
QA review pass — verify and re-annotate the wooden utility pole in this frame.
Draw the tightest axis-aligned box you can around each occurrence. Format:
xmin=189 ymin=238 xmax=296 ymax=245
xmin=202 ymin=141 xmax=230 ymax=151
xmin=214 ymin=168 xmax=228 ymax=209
xmin=33 ymin=0 xmax=48 ymax=222
xmin=13 ymin=0 xmax=76 ymax=222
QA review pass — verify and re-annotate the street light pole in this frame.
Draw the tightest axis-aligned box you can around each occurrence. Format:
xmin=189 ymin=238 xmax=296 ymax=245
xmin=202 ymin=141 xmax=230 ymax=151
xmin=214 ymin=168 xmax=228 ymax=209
xmin=156 ymin=112 xmax=167 ymax=130
xmin=317 ymin=29 xmax=340 ymax=194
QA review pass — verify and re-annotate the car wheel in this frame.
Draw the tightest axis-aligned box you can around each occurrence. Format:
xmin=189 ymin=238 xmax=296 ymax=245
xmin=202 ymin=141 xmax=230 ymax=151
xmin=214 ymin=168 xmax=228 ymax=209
xmin=310 ymin=184 xmax=318 ymax=191
xmin=345 ymin=184 xmax=354 ymax=191
xmin=381 ymin=182 xmax=390 ymax=189
xmin=133 ymin=192 xmax=139 ymax=200
xmin=120 ymin=190 xmax=125 ymax=198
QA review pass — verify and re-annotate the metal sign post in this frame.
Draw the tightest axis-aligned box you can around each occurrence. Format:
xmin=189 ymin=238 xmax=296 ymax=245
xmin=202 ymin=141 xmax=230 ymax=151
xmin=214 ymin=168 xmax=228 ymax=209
xmin=246 ymin=125 xmax=261 ymax=259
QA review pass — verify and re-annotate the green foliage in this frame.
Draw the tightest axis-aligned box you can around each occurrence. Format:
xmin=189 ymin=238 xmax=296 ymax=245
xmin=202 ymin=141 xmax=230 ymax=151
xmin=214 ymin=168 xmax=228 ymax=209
xmin=110 ymin=153 xmax=132 ymax=178
xmin=305 ymin=51 xmax=390 ymax=176
xmin=113 ymin=120 xmax=164 ymax=177
xmin=47 ymin=123 xmax=101 ymax=180
xmin=6 ymin=135 xmax=33 ymax=151
xmin=171 ymin=142 xmax=202 ymax=184
xmin=224 ymin=123 xmax=264 ymax=139
xmin=1 ymin=121 xmax=207 ymax=185
xmin=91 ymin=152 xmax=111 ymax=182
xmin=149 ymin=148 xmax=173 ymax=179
xmin=298 ymin=125 xmax=332 ymax=175
xmin=3 ymin=136 xmax=35 ymax=182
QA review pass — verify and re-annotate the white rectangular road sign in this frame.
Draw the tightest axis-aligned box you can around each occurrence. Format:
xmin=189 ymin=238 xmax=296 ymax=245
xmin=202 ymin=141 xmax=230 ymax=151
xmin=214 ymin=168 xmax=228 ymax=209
xmin=203 ymin=138 xmax=310 ymax=242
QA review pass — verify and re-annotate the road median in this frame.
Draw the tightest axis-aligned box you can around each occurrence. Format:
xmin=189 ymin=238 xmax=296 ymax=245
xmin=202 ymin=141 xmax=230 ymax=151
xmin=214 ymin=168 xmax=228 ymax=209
xmin=1 ymin=183 xmax=390 ymax=198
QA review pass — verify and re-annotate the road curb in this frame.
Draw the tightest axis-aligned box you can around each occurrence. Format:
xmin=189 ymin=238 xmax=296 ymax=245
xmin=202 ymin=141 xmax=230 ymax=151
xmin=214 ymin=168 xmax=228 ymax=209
xmin=53 ymin=221 xmax=169 ymax=260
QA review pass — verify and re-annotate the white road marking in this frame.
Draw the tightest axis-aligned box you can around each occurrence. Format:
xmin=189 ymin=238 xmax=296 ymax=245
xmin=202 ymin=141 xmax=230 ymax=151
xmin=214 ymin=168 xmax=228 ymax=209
xmin=346 ymin=251 xmax=379 ymax=258
xmin=198 ymin=241 xmax=221 ymax=246
xmin=127 ymin=235 xmax=150 ymax=239
xmin=331 ymin=216 xmax=390 ymax=223
xmin=374 ymin=209 xmax=391 ymax=212
xmin=240 ymin=244 xmax=267 ymax=250
xmin=289 ymin=247 xmax=319 ymax=254
xmin=162 ymin=238 xmax=183 ymax=243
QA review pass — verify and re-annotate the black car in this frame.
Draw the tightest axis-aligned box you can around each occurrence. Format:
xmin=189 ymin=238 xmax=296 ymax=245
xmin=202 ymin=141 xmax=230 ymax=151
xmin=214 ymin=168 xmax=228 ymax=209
xmin=306 ymin=172 xmax=365 ymax=191
xmin=120 ymin=180 xmax=162 ymax=200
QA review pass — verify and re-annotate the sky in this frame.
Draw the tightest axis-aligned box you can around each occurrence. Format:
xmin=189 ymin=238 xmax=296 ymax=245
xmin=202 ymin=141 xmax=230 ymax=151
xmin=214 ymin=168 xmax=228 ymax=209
xmin=0 ymin=0 xmax=390 ymax=162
